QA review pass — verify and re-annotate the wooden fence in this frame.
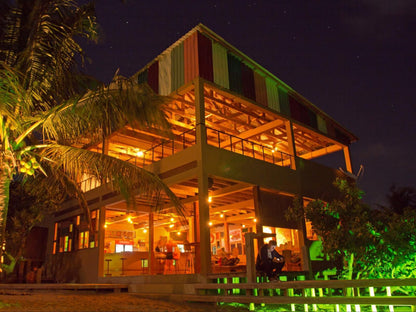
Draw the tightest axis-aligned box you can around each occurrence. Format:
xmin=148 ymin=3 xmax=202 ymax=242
xmin=188 ymin=278 xmax=416 ymax=311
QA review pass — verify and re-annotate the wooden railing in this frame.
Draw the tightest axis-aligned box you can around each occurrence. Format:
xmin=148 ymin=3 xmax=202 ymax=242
xmin=188 ymin=278 xmax=416 ymax=311
xmin=206 ymin=126 xmax=295 ymax=168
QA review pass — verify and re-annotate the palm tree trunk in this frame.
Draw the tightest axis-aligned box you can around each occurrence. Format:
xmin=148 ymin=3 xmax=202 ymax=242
xmin=0 ymin=170 xmax=11 ymax=268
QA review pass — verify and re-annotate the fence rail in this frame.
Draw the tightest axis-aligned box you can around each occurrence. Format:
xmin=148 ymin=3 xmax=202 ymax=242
xmin=206 ymin=126 xmax=294 ymax=167
xmin=191 ymin=278 xmax=416 ymax=311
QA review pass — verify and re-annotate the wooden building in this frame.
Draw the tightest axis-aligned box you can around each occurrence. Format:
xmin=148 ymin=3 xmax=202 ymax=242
xmin=44 ymin=24 xmax=357 ymax=283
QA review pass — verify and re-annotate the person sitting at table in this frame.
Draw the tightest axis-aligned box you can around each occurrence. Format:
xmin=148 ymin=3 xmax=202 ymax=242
xmin=155 ymin=238 xmax=166 ymax=259
xmin=217 ymin=247 xmax=240 ymax=266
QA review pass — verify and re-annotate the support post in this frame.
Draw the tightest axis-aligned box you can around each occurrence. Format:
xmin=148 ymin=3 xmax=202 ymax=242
xmin=194 ymin=78 xmax=210 ymax=276
xmin=285 ymin=120 xmax=297 ymax=170
xmin=343 ymin=146 xmax=353 ymax=174
xmin=224 ymin=221 xmax=230 ymax=252
xmin=245 ymin=233 xmax=275 ymax=284
xmin=98 ymin=205 xmax=106 ymax=277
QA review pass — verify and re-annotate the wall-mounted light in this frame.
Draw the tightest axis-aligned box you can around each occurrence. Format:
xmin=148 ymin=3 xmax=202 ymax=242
xmin=208 ymin=196 xmax=212 ymax=203
xmin=208 ymin=221 xmax=213 ymax=227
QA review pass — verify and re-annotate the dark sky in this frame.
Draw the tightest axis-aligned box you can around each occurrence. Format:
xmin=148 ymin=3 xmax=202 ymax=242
xmin=83 ymin=0 xmax=416 ymax=207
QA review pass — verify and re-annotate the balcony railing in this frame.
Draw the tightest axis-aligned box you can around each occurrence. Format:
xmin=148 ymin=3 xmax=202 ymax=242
xmin=79 ymin=126 xmax=294 ymax=191
xmin=206 ymin=126 xmax=294 ymax=167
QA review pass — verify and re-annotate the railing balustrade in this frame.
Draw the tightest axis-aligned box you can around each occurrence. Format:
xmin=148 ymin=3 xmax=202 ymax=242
xmin=205 ymin=126 xmax=294 ymax=167
xmin=192 ymin=278 xmax=416 ymax=311
xmin=78 ymin=126 xmax=294 ymax=190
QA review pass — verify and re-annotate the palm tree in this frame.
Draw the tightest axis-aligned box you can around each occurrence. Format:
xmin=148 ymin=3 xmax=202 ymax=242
xmin=0 ymin=0 xmax=182 ymax=268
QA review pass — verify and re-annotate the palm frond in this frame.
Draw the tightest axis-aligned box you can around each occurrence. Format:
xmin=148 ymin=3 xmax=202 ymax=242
xmin=37 ymin=143 xmax=185 ymax=218
xmin=40 ymin=76 xmax=172 ymax=145
xmin=0 ymin=66 xmax=34 ymax=134
xmin=0 ymin=0 xmax=98 ymax=110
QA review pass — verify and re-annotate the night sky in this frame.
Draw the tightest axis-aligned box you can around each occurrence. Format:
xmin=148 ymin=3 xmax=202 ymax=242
xmin=83 ymin=0 xmax=416 ymax=207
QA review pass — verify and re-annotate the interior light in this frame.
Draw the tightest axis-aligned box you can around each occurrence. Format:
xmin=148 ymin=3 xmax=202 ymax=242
xmin=208 ymin=221 xmax=213 ymax=227
xmin=208 ymin=196 xmax=212 ymax=203
xmin=136 ymin=151 xmax=144 ymax=157
xmin=127 ymin=216 xmax=133 ymax=224
xmin=104 ymin=223 xmax=108 ymax=228
xmin=220 ymin=214 xmax=224 ymax=218
xmin=253 ymin=218 xmax=257 ymax=223
xmin=242 ymin=224 xmax=246 ymax=228
xmin=170 ymin=218 xmax=174 ymax=222
xmin=143 ymin=229 xmax=147 ymax=233
xmin=169 ymin=224 xmax=174 ymax=228
xmin=177 ymin=232 xmax=181 ymax=235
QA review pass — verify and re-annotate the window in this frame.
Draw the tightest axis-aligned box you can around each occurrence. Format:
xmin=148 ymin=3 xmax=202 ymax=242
xmin=78 ymin=231 xmax=89 ymax=249
xmin=54 ymin=210 xmax=99 ymax=253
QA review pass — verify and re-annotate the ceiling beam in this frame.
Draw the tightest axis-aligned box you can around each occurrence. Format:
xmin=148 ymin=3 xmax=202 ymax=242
xmin=210 ymin=199 xmax=254 ymax=214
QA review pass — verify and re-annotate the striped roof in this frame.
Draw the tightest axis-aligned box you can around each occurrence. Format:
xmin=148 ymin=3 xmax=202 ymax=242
xmin=134 ymin=24 xmax=357 ymax=145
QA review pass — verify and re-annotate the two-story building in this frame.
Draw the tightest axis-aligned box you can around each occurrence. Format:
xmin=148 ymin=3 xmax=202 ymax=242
xmin=42 ymin=24 xmax=357 ymax=285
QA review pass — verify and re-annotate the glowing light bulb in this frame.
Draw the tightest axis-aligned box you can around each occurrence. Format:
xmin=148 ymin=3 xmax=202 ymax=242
xmin=208 ymin=221 xmax=213 ymax=226
xmin=208 ymin=196 xmax=212 ymax=203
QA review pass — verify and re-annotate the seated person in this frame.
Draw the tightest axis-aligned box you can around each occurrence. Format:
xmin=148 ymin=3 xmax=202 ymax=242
xmin=256 ymin=240 xmax=285 ymax=281
xmin=155 ymin=238 xmax=167 ymax=259
xmin=216 ymin=248 xmax=240 ymax=266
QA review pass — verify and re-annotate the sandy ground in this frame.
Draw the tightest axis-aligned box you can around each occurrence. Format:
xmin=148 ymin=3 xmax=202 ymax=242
xmin=0 ymin=291 xmax=250 ymax=312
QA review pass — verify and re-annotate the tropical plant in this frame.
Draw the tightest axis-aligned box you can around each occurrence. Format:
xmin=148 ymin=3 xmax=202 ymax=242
xmin=381 ymin=184 xmax=416 ymax=215
xmin=287 ymin=178 xmax=379 ymax=279
xmin=2 ymin=179 xmax=51 ymax=279
xmin=0 ymin=0 xmax=182 ymax=273
xmin=287 ymin=179 xmax=416 ymax=282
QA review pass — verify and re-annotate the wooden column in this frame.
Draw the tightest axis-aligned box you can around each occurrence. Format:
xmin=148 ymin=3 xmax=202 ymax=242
xmin=194 ymin=78 xmax=210 ymax=276
xmin=343 ymin=146 xmax=353 ymax=174
xmin=253 ymin=186 xmax=262 ymax=234
xmin=97 ymin=205 xmax=106 ymax=277
xmin=245 ymin=233 xmax=257 ymax=284
xmin=285 ymin=120 xmax=297 ymax=170
xmin=224 ymin=221 xmax=230 ymax=252
xmin=253 ymin=186 xmax=262 ymax=256
xmin=297 ymin=198 xmax=312 ymax=278
xmin=149 ymin=212 xmax=155 ymax=274
xmin=245 ymin=233 xmax=275 ymax=284
xmin=194 ymin=202 xmax=201 ymax=274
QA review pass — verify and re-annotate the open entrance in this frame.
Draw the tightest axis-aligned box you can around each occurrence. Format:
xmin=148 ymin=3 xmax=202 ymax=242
xmin=102 ymin=204 xmax=197 ymax=277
